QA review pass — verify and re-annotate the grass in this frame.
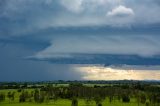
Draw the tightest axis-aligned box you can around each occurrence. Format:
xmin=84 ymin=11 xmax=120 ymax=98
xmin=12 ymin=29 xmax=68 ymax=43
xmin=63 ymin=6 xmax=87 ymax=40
xmin=0 ymin=89 xmax=146 ymax=106
xmin=0 ymin=99 xmax=145 ymax=106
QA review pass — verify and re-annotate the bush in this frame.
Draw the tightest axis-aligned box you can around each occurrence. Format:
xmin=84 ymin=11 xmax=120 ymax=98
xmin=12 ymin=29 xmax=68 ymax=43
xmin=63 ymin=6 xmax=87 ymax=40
xmin=122 ymin=95 xmax=130 ymax=103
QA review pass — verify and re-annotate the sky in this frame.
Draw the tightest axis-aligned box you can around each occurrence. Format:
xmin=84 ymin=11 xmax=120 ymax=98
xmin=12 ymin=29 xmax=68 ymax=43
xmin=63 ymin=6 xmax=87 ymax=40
xmin=0 ymin=0 xmax=160 ymax=81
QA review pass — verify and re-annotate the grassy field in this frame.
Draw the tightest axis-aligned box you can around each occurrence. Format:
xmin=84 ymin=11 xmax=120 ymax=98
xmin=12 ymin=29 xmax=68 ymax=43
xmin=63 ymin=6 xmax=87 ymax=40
xmin=0 ymin=99 xmax=145 ymax=106
xmin=0 ymin=89 xmax=146 ymax=106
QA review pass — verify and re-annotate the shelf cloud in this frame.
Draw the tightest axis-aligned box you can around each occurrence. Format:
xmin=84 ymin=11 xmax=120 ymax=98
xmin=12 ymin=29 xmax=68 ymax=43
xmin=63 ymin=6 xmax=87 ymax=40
xmin=34 ymin=35 xmax=160 ymax=59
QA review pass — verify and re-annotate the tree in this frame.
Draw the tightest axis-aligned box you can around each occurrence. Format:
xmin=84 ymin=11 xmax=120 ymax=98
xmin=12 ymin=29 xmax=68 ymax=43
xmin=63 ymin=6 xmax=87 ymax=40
xmin=19 ymin=92 xmax=26 ymax=103
xmin=140 ymin=93 xmax=146 ymax=104
xmin=94 ymin=95 xmax=103 ymax=106
xmin=34 ymin=89 xmax=40 ymax=103
xmin=7 ymin=92 xmax=12 ymax=102
xmin=122 ymin=94 xmax=130 ymax=103
xmin=71 ymin=97 xmax=78 ymax=106
xmin=39 ymin=91 xmax=45 ymax=103
xmin=0 ymin=93 xmax=5 ymax=102
xmin=135 ymin=90 xmax=141 ymax=106
xmin=34 ymin=89 xmax=45 ymax=103
xmin=97 ymin=103 xmax=102 ymax=106
xmin=84 ymin=97 xmax=92 ymax=106
xmin=145 ymin=101 xmax=150 ymax=106
xmin=7 ymin=92 xmax=15 ymax=102
xmin=11 ymin=92 xmax=15 ymax=101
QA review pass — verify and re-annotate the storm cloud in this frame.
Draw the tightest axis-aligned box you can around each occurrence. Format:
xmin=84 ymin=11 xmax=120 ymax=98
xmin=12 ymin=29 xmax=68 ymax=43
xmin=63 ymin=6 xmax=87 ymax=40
xmin=0 ymin=0 xmax=160 ymax=81
xmin=0 ymin=0 xmax=160 ymax=36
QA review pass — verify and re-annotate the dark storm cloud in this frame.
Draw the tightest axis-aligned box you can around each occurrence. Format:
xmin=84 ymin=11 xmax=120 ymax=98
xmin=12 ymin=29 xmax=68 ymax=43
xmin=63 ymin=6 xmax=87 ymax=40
xmin=0 ymin=0 xmax=160 ymax=81
xmin=0 ymin=0 xmax=160 ymax=37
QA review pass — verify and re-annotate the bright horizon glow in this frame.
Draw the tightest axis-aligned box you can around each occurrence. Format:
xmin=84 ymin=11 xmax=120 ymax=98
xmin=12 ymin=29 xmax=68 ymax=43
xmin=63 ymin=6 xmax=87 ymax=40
xmin=75 ymin=66 xmax=160 ymax=80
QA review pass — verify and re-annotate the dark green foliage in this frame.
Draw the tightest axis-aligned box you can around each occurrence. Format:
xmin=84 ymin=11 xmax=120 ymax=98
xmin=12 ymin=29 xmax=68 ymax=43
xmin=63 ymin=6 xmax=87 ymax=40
xmin=19 ymin=92 xmax=26 ymax=103
xmin=1 ymin=81 xmax=160 ymax=106
xmin=109 ymin=96 xmax=113 ymax=103
xmin=17 ymin=89 xmax=22 ymax=92
xmin=34 ymin=89 xmax=45 ymax=103
xmin=34 ymin=89 xmax=40 ymax=103
xmin=71 ymin=97 xmax=78 ymax=106
xmin=145 ymin=101 xmax=150 ymax=106
xmin=0 ymin=93 xmax=5 ymax=102
xmin=19 ymin=90 xmax=34 ymax=103
xmin=122 ymin=95 xmax=130 ymax=103
xmin=69 ymin=83 xmax=83 ymax=87
xmin=84 ymin=97 xmax=92 ymax=106
xmin=94 ymin=95 xmax=104 ymax=105
xmin=140 ymin=93 xmax=146 ymax=104
xmin=7 ymin=92 xmax=15 ymax=102
xmin=97 ymin=103 xmax=102 ymax=106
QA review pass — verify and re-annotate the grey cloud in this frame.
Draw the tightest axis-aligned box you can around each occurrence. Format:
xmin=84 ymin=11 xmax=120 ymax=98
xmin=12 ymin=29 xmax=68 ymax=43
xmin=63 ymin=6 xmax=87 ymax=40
xmin=0 ymin=0 xmax=160 ymax=37
xmin=108 ymin=65 xmax=160 ymax=71
xmin=1 ymin=0 xmax=160 ymax=81
xmin=35 ymin=35 xmax=160 ymax=58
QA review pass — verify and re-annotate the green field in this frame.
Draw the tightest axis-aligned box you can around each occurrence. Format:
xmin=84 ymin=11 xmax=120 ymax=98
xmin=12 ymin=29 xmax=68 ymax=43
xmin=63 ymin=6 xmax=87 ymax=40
xmin=0 ymin=89 xmax=146 ymax=106
xmin=0 ymin=100 xmax=145 ymax=106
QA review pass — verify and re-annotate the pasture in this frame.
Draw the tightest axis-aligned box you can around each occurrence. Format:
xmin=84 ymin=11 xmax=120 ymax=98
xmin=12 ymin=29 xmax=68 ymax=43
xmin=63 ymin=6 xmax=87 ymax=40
xmin=0 ymin=81 xmax=160 ymax=106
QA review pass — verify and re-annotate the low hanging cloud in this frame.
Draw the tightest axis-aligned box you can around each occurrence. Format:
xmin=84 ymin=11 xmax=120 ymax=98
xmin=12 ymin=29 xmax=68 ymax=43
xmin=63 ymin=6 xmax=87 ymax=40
xmin=107 ymin=5 xmax=134 ymax=17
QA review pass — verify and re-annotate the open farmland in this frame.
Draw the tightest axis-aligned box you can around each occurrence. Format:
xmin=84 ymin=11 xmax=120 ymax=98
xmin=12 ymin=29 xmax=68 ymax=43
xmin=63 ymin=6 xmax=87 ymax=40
xmin=0 ymin=81 xmax=160 ymax=106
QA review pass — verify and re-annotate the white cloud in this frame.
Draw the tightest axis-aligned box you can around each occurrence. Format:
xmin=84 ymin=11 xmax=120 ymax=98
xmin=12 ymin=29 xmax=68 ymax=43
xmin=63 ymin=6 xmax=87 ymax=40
xmin=107 ymin=5 xmax=134 ymax=17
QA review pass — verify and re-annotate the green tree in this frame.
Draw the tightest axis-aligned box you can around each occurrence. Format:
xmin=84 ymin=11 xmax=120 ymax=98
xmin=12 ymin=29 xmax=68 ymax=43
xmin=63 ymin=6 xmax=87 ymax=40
xmin=71 ymin=97 xmax=78 ymax=106
xmin=122 ymin=94 xmax=130 ymax=103
xmin=94 ymin=95 xmax=103 ymax=106
xmin=0 ymin=93 xmax=5 ymax=102
xmin=140 ymin=93 xmax=146 ymax=104
xmin=19 ymin=92 xmax=26 ymax=103
xmin=34 ymin=89 xmax=45 ymax=103
xmin=7 ymin=92 xmax=15 ymax=102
